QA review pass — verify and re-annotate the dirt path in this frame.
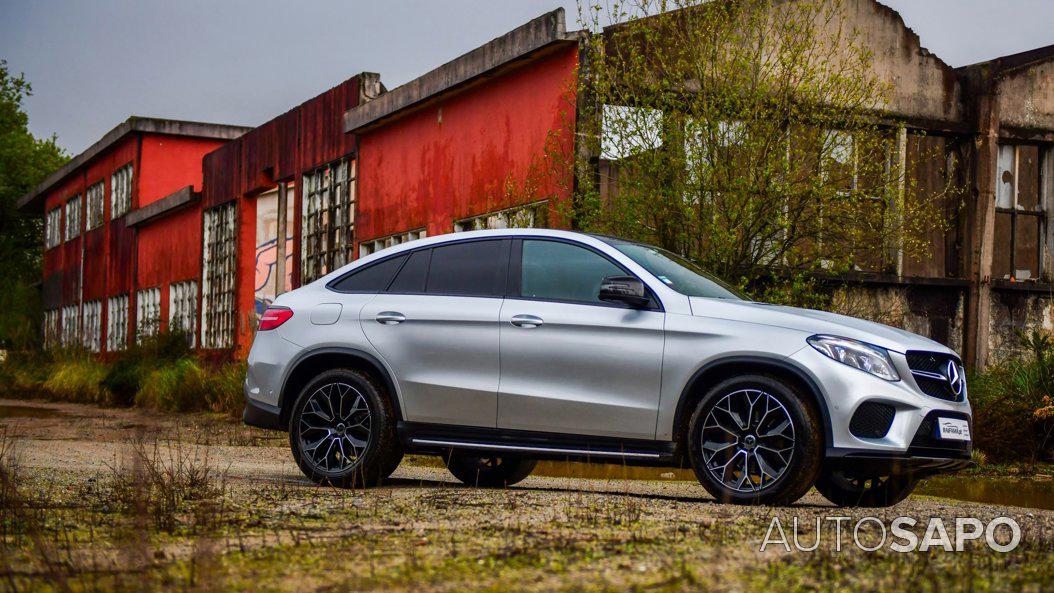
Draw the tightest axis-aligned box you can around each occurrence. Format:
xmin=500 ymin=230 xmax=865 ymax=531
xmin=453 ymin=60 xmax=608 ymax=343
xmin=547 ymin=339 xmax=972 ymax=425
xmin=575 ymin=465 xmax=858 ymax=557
xmin=4 ymin=397 xmax=1054 ymax=593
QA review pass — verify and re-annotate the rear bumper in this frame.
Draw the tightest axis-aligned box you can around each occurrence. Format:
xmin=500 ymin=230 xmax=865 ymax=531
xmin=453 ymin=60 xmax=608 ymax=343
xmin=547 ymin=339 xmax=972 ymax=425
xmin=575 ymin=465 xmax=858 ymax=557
xmin=243 ymin=397 xmax=284 ymax=431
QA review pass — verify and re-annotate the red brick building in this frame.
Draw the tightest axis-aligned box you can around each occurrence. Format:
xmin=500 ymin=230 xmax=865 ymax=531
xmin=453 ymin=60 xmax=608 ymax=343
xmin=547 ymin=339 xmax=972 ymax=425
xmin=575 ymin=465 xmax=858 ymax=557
xmin=18 ymin=118 xmax=249 ymax=352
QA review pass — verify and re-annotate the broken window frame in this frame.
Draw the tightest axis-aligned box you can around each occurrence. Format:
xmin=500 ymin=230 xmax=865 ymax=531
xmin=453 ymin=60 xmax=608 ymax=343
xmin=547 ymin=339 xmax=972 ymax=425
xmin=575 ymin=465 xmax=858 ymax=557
xmin=82 ymin=300 xmax=102 ymax=352
xmin=85 ymin=181 xmax=105 ymax=230
xmin=43 ymin=309 xmax=61 ymax=349
xmin=454 ymin=201 xmax=549 ymax=232
xmin=64 ymin=195 xmax=81 ymax=242
xmin=995 ymin=143 xmax=1047 ymax=281
xmin=359 ymin=228 xmax=427 ymax=257
xmin=45 ymin=207 xmax=63 ymax=249
xmin=169 ymin=280 xmax=198 ymax=347
xmin=301 ymin=158 xmax=357 ymax=283
xmin=201 ymin=202 xmax=237 ymax=349
xmin=135 ymin=287 xmax=161 ymax=342
xmin=60 ymin=304 xmax=79 ymax=348
xmin=110 ymin=163 xmax=134 ymax=218
xmin=106 ymin=294 xmax=129 ymax=352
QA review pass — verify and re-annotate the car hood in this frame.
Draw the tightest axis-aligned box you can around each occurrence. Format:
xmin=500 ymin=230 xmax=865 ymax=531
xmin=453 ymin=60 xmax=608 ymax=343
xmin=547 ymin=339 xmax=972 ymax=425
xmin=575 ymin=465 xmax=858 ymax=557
xmin=688 ymin=297 xmax=954 ymax=355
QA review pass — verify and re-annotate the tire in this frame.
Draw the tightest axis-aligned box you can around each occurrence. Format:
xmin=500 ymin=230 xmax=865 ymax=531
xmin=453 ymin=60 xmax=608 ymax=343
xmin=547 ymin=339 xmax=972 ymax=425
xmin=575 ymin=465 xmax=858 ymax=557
xmin=444 ymin=451 xmax=537 ymax=488
xmin=815 ymin=470 xmax=918 ymax=508
xmin=687 ymin=375 xmax=823 ymax=506
xmin=288 ymin=369 xmax=402 ymax=488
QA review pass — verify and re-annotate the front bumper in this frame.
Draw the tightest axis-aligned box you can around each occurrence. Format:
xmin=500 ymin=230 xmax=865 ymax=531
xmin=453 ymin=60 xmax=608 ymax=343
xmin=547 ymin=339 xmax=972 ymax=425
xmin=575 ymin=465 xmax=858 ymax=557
xmin=788 ymin=345 xmax=973 ymax=467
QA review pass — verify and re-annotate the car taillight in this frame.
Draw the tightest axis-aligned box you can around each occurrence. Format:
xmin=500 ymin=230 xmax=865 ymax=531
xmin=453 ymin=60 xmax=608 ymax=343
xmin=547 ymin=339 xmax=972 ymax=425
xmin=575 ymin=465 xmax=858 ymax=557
xmin=259 ymin=307 xmax=293 ymax=331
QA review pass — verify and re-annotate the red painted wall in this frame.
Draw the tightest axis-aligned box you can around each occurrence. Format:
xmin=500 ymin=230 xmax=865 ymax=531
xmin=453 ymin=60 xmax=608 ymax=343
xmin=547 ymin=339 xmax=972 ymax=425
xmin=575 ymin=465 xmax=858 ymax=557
xmin=138 ymin=134 xmax=224 ymax=206
xmin=356 ymin=46 xmax=578 ymax=243
xmin=200 ymin=76 xmax=364 ymax=357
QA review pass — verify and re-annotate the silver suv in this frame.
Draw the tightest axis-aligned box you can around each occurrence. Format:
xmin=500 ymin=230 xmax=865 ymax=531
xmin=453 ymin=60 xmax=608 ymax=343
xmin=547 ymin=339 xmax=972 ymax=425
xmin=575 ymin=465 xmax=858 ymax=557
xmin=243 ymin=229 xmax=972 ymax=506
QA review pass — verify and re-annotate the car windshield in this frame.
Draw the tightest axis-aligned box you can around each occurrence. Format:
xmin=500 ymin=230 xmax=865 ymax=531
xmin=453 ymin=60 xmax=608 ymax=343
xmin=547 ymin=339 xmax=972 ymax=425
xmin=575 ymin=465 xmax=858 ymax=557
xmin=598 ymin=237 xmax=746 ymax=300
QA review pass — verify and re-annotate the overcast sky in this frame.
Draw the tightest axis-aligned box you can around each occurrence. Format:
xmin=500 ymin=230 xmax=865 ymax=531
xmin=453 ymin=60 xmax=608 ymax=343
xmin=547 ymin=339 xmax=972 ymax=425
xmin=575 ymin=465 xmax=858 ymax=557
xmin=2 ymin=0 xmax=1052 ymax=155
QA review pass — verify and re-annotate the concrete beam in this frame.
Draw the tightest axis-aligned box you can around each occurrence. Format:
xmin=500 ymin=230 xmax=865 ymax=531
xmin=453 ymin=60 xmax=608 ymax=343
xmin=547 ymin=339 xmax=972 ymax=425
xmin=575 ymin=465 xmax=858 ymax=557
xmin=124 ymin=185 xmax=201 ymax=227
xmin=17 ymin=116 xmax=251 ymax=213
xmin=343 ymin=8 xmax=571 ymax=134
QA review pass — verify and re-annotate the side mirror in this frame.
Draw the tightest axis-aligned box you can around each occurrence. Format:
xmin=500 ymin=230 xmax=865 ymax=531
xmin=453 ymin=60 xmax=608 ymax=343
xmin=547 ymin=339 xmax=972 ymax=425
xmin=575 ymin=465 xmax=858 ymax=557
xmin=598 ymin=275 xmax=650 ymax=308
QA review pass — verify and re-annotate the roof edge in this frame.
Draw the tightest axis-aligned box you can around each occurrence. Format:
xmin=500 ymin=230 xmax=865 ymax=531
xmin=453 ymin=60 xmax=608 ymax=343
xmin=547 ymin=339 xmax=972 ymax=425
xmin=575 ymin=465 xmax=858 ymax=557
xmin=17 ymin=116 xmax=252 ymax=213
xmin=125 ymin=185 xmax=201 ymax=228
xmin=343 ymin=8 xmax=571 ymax=134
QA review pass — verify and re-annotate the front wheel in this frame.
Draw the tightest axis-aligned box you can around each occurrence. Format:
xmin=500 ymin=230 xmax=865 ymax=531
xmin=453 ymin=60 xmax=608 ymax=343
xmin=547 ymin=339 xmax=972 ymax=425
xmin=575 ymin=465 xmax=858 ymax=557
xmin=815 ymin=470 xmax=918 ymax=507
xmin=687 ymin=375 xmax=823 ymax=506
xmin=445 ymin=452 xmax=537 ymax=488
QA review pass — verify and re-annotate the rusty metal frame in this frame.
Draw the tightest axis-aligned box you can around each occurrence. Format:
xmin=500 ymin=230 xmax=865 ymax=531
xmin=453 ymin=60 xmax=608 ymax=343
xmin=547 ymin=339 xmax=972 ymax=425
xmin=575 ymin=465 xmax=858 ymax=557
xmin=301 ymin=157 xmax=356 ymax=283
xmin=201 ymin=202 xmax=237 ymax=349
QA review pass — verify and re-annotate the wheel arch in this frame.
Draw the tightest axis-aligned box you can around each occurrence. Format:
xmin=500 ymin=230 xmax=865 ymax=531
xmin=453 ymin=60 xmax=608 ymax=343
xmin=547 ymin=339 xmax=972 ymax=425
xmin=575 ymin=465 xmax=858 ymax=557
xmin=279 ymin=347 xmax=402 ymax=429
xmin=672 ymin=356 xmax=832 ymax=455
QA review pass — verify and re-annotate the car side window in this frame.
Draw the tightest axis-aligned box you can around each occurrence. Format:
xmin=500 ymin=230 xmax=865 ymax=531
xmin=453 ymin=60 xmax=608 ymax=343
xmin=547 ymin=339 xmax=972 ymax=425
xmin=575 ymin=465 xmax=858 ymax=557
xmin=426 ymin=240 xmax=509 ymax=297
xmin=520 ymin=240 xmax=626 ymax=304
xmin=387 ymin=249 xmax=431 ymax=293
xmin=329 ymin=255 xmax=407 ymax=293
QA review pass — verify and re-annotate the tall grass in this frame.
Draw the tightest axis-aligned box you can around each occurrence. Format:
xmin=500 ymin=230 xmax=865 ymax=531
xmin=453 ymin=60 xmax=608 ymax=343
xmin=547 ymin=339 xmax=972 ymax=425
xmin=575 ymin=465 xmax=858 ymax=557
xmin=0 ymin=331 xmax=245 ymax=417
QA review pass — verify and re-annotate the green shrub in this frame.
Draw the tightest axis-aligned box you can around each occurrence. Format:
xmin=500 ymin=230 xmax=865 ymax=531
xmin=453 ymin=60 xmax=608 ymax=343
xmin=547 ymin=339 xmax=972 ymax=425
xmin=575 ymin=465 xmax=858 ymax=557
xmin=970 ymin=329 xmax=1054 ymax=464
xmin=42 ymin=357 xmax=109 ymax=404
xmin=204 ymin=363 xmax=246 ymax=418
xmin=136 ymin=358 xmax=208 ymax=412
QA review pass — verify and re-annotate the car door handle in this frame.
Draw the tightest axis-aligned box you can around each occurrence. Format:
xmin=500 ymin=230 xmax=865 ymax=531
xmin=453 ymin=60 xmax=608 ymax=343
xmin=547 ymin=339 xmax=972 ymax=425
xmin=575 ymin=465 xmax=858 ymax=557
xmin=375 ymin=311 xmax=406 ymax=325
xmin=510 ymin=314 xmax=543 ymax=328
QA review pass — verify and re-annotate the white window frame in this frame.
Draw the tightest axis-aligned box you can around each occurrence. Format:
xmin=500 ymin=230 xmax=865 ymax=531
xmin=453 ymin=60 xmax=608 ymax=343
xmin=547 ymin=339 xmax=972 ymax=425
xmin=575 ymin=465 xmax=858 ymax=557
xmin=45 ymin=207 xmax=63 ymax=249
xmin=201 ymin=203 xmax=237 ymax=349
xmin=64 ymin=195 xmax=81 ymax=242
xmin=85 ymin=181 xmax=105 ymax=230
xmin=136 ymin=287 xmax=161 ymax=342
xmin=43 ymin=309 xmax=61 ymax=349
xmin=60 ymin=305 xmax=79 ymax=348
xmin=168 ymin=280 xmax=198 ymax=347
xmin=111 ymin=163 xmax=133 ymax=217
xmin=82 ymin=300 xmax=102 ymax=352
xmin=359 ymin=228 xmax=427 ymax=257
xmin=106 ymin=294 xmax=129 ymax=352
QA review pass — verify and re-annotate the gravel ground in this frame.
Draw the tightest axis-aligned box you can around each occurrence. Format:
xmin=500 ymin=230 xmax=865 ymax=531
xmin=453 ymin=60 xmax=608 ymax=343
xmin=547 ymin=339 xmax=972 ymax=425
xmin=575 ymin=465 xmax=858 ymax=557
xmin=2 ymin=397 xmax=1053 ymax=593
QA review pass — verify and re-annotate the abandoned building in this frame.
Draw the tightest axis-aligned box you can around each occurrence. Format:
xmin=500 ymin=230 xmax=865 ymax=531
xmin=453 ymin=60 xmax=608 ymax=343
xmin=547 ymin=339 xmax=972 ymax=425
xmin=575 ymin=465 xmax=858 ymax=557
xmin=16 ymin=0 xmax=1054 ymax=368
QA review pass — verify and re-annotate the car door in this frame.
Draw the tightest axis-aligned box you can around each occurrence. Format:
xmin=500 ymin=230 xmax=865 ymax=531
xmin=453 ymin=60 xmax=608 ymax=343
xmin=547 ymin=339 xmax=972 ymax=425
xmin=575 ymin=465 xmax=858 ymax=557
xmin=497 ymin=238 xmax=665 ymax=440
xmin=361 ymin=239 xmax=509 ymax=428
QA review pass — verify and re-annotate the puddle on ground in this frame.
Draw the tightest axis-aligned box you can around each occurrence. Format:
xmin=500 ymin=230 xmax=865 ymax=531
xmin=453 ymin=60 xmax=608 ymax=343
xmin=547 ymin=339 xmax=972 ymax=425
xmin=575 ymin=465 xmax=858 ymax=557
xmin=916 ymin=475 xmax=1054 ymax=510
xmin=0 ymin=404 xmax=64 ymax=419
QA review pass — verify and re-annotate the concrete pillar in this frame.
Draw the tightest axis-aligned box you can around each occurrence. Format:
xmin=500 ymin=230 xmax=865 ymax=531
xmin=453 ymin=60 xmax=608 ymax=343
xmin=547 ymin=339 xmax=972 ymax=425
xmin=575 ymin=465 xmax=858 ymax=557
xmin=962 ymin=71 xmax=1000 ymax=369
xmin=275 ymin=181 xmax=288 ymax=296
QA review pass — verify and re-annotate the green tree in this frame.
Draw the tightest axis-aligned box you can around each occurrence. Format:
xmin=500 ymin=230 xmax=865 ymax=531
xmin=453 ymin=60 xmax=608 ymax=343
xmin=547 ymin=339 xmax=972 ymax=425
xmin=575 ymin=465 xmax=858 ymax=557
xmin=0 ymin=59 xmax=68 ymax=348
xmin=574 ymin=0 xmax=955 ymax=304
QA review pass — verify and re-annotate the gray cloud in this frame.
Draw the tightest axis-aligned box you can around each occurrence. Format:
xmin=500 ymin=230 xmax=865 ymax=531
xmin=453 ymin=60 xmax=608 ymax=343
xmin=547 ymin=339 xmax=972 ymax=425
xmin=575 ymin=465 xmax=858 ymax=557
xmin=1 ymin=1 xmax=1051 ymax=155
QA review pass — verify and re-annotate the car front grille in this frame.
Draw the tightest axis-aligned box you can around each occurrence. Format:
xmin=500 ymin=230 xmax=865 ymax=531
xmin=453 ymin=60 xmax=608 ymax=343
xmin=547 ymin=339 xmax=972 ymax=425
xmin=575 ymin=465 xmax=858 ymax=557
xmin=905 ymin=351 xmax=965 ymax=402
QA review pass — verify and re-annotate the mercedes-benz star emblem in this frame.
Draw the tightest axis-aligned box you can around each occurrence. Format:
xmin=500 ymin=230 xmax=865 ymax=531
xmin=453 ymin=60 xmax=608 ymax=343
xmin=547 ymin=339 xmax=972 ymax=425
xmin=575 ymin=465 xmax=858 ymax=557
xmin=945 ymin=360 xmax=963 ymax=396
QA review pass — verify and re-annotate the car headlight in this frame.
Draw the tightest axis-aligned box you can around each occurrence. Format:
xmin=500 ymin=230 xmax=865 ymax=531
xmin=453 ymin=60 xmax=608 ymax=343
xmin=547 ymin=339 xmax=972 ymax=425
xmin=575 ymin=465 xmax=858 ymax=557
xmin=807 ymin=335 xmax=900 ymax=381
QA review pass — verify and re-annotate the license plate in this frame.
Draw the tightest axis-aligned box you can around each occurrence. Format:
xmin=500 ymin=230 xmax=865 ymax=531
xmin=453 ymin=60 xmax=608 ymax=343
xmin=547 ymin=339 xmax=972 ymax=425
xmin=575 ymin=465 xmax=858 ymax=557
xmin=936 ymin=417 xmax=971 ymax=441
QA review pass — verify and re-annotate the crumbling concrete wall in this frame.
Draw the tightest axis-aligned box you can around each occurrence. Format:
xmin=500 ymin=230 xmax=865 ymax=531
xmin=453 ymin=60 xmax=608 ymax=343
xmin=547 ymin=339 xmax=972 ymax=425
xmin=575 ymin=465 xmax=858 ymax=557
xmin=999 ymin=59 xmax=1054 ymax=131
xmin=833 ymin=0 xmax=963 ymax=124
xmin=828 ymin=284 xmax=965 ymax=355
xmin=987 ymin=290 xmax=1054 ymax=364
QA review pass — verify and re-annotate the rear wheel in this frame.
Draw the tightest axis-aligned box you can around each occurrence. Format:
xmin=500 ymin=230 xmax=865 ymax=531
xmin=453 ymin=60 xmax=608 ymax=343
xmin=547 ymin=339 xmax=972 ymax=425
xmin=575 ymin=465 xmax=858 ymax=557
xmin=815 ymin=470 xmax=918 ymax=507
xmin=444 ymin=452 xmax=537 ymax=488
xmin=288 ymin=369 xmax=402 ymax=488
xmin=687 ymin=375 xmax=823 ymax=506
